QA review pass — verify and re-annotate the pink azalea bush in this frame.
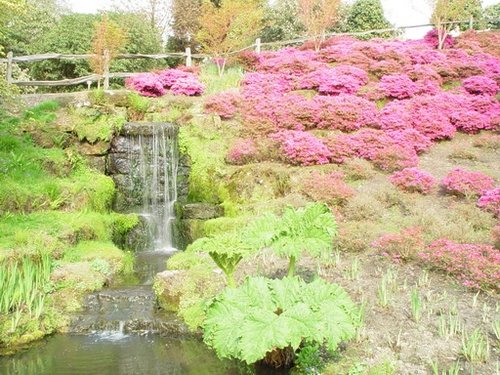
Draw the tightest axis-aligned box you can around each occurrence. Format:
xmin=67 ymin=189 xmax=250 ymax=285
xmin=442 ymin=168 xmax=495 ymax=197
xmin=301 ymin=171 xmax=355 ymax=206
xmin=462 ymin=75 xmax=499 ymax=96
xmin=127 ymin=68 xmax=204 ymax=97
xmin=372 ymin=227 xmax=424 ymax=262
xmin=125 ymin=73 xmax=166 ymax=97
xmin=419 ymin=239 xmax=500 ymax=289
xmin=204 ymin=91 xmax=241 ymax=119
xmin=378 ymin=74 xmax=419 ymax=99
xmin=270 ymin=130 xmax=331 ymax=166
xmin=226 ymin=138 xmax=258 ymax=165
xmin=477 ymin=187 xmax=500 ymax=217
xmin=390 ymin=168 xmax=435 ymax=194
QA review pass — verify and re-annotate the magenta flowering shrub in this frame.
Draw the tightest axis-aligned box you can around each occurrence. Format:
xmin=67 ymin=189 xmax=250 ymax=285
xmin=204 ymin=92 xmax=241 ymax=119
xmin=313 ymin=95 xmax=379 ymax=131
xmin=371 ymin=145 xmax=419 ymax=172
xmin=258 ymin=48 xmax=322 ymax=75
xmin=387 ymin=129 xmax=433 ymax=153
xmin=127 ymin=68 xmax=203 ymax=97
xmin=390 ymin=168 xmax=435 ymax=194
xmin=372 ymin=227 xmax=424 ymax=262
xmin=226 ymin=138 xmax=258 ymax=165
xmin=297 ymin=66 xmax=367 ymax=94
xmin=424 ymin=29 xmax=455 ymax=49
xmin=477 ymin=187 xmax=500 ymax=217
xmin=301 ymin=171 xmax=355 ymax=206
xmin=125 ymin=73 xmax=166 ymax=97
xmin=450 ymin=109 xmax=491 ymax=134
xmin=241 ymin=72 xmax=292 ymax=97
xmin=157 ymin=69 xmax=192 ymax=89
xmin=442 ymin=168 xmax=495 ymax=197
xmin=270 ymin=130 xmax=331 ymax=166
xmin=170 ymin=76 xmax=204 ymax=96
xmin=378 ymin=74 xmax=419 ymax=99
xmin=462 ymin=75 xmax=499 ymax=96
xmin=419 ymin=239 xmax=500 ymax=289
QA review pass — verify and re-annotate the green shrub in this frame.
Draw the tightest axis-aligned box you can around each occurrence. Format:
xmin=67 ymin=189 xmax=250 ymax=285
xmin=203 ymin=276 xmax=360 ymax=368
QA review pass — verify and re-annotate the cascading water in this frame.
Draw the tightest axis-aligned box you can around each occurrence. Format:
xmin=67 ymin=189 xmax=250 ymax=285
xmin=127 ymin=123 xmax=178 ymax=252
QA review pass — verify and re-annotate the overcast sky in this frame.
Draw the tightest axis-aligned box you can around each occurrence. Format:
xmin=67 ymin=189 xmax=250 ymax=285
xmin=66 ymin=0 xmax=500 ymax=39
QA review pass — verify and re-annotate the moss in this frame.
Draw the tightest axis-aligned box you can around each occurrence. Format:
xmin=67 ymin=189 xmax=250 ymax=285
xmin=64 ymin=240 xmax=124 ymax=262
xmin=203 ymin=216 xmax=250 ymax=237
xmin=73 ymin=111 xmax=125 ymax=143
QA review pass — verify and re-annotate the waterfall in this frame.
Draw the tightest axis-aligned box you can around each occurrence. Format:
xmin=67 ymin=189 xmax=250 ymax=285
xmin=127 ymin=124 xmax=178 ymax=251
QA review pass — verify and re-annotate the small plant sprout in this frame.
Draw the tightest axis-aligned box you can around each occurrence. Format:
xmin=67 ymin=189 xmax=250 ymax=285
xmin=418 ymin=269 xmax=430 ymax=287
xmin=482 ymin=303 xmax=491 ymax=323
xmin=377 ymin=268 xmax=398 ymax=308
xmin=345 ymin=258 xmax=361 ymax=280
xmin=438 ymin=312 xmax=463 ymax=339
xmin=472 ymin=291 xmax=480 ymax=308
xmin=492 ymin=320 xmax=500 ymax=342
xmin=461 ymin=329 xmax=490 ymax=363
xmin=410 ymin=287 xmax=424 ymax=323
xmin=429 ymin=360 xmax=460 ymax=375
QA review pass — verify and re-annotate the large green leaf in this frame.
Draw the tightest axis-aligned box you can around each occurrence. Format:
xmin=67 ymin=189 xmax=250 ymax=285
xmin=203 ymin=276 xmax=359 ymax=365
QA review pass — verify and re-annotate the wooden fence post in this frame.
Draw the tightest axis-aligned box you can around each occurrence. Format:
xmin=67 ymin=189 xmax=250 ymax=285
xmin=255 ymin=38 xmax=261 ymax=54
xmin=469 ymin=16 xmax=474 ymax=30
xmin=185 ymin=47 xmax=192 ymax=67
xmin=103 ymin=49 xmax=110 ymax=90
xmin=6 ymin=51 xmax=13 ymax=84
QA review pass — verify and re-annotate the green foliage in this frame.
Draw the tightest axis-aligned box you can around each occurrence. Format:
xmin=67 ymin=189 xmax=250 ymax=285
xmin=346 ymin=0 xmax=392 ymax=39
xmin=244 ymin=203 xmax=337 ymax=276
xmin=200 ymin=64 xmax=244 ymax=95
xmin=261 ymin=0 xmax=306 ymax=42
xmin=203 ymin=276 xmax=360 ymax=366
xmin=73 ymin=111 xmax=125 ymax=143
xmin=483 ymin=4 xmax=500 ymax=29
xmin=294 ymin=343 xmax=323 ymax=373
xmin=189 ymin=233 xmax=254 ymax=287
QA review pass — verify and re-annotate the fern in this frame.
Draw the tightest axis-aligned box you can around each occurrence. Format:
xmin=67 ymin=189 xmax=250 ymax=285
xmin=203 ymin=276 xmax=359 ymax=367
xmin=190 ymin=233 xmax=253 ymax=287
xmin=244 ymin=203 xmax=337 ymax=276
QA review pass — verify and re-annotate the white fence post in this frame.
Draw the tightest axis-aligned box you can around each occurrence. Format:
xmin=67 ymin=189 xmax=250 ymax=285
xmin=255 ymin=38 xmax=261 ymax=54
xmin=6 ymin=51 xmax=13 ymax=84
xmin=469 ymin=16 xmax=474 ymax=30
xmin=185 ymin=47 xmax=192 ymax=67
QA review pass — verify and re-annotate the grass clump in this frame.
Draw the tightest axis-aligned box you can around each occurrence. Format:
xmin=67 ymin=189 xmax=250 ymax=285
xmin=200 ymin=64 xmax=244 ymax=95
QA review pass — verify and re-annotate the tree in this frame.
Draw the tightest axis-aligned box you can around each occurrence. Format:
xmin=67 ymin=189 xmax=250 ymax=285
xmin=197 ymin=0 xmax=264 ymax=76
xmin=169 ymin=0 xmax=202 ymax=50
xmin=261 ymin=0 xmax=305 ymax=42
xmin=298 ymin=0 xmax=341 ymax=51
xmin=112 ymin=0 xmax=170 ymax=37
xmin=90 ymin=16 xmax=127 ymax=88
xmin=483 ymin=3 xmax=500 ymax=29
xmin=345 ymin=0 xmax=392 ymax=39
xmin=430 ymin=0 xmax=476 ymax=49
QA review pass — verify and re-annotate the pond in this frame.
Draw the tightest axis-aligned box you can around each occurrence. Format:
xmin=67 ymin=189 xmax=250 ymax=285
xmin=0 ymin=333 xmax=240 ymax=375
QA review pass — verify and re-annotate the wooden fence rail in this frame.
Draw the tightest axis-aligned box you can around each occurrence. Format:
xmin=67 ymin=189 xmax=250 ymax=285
xmin=2 ymin=16 xmax=493 ymax=89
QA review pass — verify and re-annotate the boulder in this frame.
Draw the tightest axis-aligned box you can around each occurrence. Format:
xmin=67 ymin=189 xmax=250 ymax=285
xmin=181 ymin=203 xmax=224 ymax=220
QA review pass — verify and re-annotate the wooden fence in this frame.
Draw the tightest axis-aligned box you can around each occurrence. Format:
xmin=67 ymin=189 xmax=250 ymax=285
xmin=0 ymin=17 xmax=489 ymax=89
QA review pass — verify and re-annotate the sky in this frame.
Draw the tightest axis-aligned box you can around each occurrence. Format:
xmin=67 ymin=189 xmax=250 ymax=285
xmin=67 ymin=0 xmax=500 ymax=39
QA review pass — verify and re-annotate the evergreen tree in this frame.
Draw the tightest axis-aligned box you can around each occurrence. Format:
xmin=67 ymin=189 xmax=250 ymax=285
xmin=346 ymin=0 xmax=392 ymax=39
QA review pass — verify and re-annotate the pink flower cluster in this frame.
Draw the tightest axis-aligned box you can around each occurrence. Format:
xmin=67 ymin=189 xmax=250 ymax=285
xmin=442 ymin=168 xmax=495 ymax=197
xmin=462 ymin=75 xmax=499 ymax=96
xmin=301 ymin=171 xmax=355 ymax=206
xmin=477 ymin=187 xmax=500 ymax=217
xmin=126 ymin=68 xmax=204 ymax=97
xmin=324 ymin=129 xmax=419 ymax=171
xmin=270 ymin=130 xmax=331 ymax=166
xmin=419 ymin=239 xmax=500 ymax=289
xmin=378 ymin=74 xmax=419 ymax=99
xmin=372 ymin=227 xmax=424 ymax=262
xmin=204 ymin=91 xmax=241 ymax=119
xmin=226 ymin=138 xmax=258 ymax=165
xmin=389 ymin=168 xmax=435 ymax=194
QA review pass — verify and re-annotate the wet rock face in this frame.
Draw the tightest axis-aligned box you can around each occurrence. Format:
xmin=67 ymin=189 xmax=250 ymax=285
xmin=180 ymin=203 xmax=224 ymax=220
xmin=68 ymin=286 xmax=191 ymax=337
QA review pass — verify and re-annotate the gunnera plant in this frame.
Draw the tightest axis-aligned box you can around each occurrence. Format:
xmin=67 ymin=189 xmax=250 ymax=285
xmin=203 ymin=276 xmax=360 ymax=369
